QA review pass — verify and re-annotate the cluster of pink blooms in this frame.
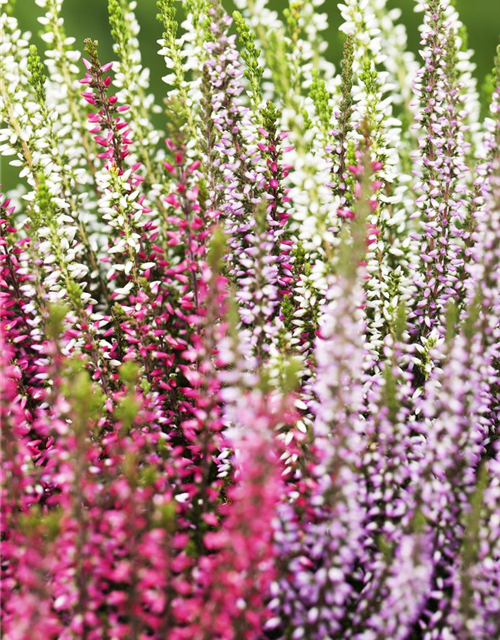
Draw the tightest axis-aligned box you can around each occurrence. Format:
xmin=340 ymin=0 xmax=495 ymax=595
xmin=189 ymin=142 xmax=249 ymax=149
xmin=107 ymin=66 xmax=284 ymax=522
xmin=1 ymin=0 xmax=500 ymax=638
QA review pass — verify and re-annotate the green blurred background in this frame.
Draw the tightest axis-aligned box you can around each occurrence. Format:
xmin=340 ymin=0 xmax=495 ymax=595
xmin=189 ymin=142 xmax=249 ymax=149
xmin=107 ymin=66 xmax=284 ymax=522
xmin=12 ymin=0 xmax=500 ymax=97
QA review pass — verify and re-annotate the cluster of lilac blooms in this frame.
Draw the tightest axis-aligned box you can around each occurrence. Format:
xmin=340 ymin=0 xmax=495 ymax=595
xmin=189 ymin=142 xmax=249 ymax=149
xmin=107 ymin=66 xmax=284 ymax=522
xmin=1 ymin=0 xmax=500 ymax=637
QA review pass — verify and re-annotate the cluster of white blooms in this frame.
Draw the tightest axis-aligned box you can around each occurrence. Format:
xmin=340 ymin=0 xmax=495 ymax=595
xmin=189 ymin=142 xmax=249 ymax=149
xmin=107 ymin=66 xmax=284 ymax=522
xmin=96 ymin=167 xmax=146 ymax=295
xmin=35 ymin=0 xmax=98 ymax=192
xmin=1 ymin=9 xmax=90 ymax=307
xmin=336 ymin=0 xmax=415 ymax=360
xmin=157 ymin=0 xmax=205 ymax=152
xmin=0 ymin=13 xmax=34 ymax=187
xmin=180 ymin=0 xmax=211 ymax=75
xmin=287 ymin=0 xmax=336 ymax=91
xmin=375 ymin=3 xmax=419 ymax=117
xmin=34 ymin=0 xmax=108 ymax=289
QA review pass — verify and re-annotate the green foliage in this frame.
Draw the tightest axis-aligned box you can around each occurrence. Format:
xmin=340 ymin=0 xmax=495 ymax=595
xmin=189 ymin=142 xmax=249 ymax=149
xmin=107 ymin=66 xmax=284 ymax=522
xmin=226 ymin=286 xmax=242 ymax=347
xmin=19 ymin=505 xmax=62 ymax=542
xmin=339 ymin=34 xmax=354 ymax=136
xmin=117 ymin=361 xmax=141 ymax=431
xmin=27 ymin=45 xmax=46 ymax=104
xmin=377 ymin=533 xmax=394 ymax=560
xmin=207 ymin=226 xmax=227 ymax=272
xmin=266 ymin=29 xmax=292 ymax=105
xmin=47 ymin=303 xmax=69 ymax=340
xmin=281 ymin=294 xmax=294 ymax=334
xmin=139 ymin=465 xmax=159 ymax=487
xmin=484 ymin=42 xmax=500 ymax=110
xmin=233 ymin=10 xmax=263 ymax=109
xmin=261 ymin=100 xmax=281 ymax=138
xmin=393 ymin=304 xmax=407 ymax=343
xmin=254 ymin=199 xmax=268 ymax=234
xmin=280 ymin=356 xmax=302 ymax=394
xmin=291 ymin=241 xmax=308 ymax=274
xmin=83 ymin=37 xmax=100 ymax=66
xmin=309 ymin=70 xmax=332 ymax=136
xmin=494 ymin=43 xmax=500 ymax=85
xmin=119 ymin=360 xmax=140 ymax=386
xmin=116 ymin=392 xmax=141 ymax=432
xmin=108 ymin=0 xmax=126 ymax=44
xmin=156 ymin=0 xmax=178 ymax=40
xmin=459 ymin=465 xmax=489 ymax=618
xmin=154 ymin=501 xmax=177 ymax=532
xmin=4 ymin=0 xmax=16 ymax=14
xmin=32 ymin=173 xmax=50 ymax=231
xmin=462 ymin=464 xmax=488 ymax=568
xmin=463 ymin=291 xmax=483 ymax=342
xmin=338 ymin=151 xmax=371 ymax=281
xmin=411 ymin=508 xmax=428 ymax=534
xmin=284 ymin=0 xmax=302 ymax=48
xmin=445 ymin=299 xmax=459 ymax=345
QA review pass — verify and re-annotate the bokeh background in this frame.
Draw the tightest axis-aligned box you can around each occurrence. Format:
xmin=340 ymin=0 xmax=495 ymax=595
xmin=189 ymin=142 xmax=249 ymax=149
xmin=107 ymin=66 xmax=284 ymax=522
xmin=4 ymin=0 xmax=500 ymax=190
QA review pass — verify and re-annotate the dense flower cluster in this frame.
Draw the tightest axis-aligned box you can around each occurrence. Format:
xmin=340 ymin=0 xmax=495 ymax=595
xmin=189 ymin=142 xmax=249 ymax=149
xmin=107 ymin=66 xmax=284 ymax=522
xmin=1 ymin=0 xmax=499 ymax=638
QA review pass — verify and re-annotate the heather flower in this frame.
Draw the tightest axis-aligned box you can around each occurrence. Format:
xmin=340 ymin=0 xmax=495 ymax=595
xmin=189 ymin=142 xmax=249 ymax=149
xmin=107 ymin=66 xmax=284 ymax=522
xmin=192 ymin=391 xmax=285 ymax=640
xmin=410 ymin=0 xmax=473 ymax=340
xmin=35 ymin=0 xmax=100 ymax=183
xmin=2 ymin=0 xmax=500 ymax=637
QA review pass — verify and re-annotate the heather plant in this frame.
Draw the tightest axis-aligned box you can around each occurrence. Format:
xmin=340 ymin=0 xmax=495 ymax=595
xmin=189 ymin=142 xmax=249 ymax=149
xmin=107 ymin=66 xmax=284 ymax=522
xmin=1 ymin=0 xmax=500 ymax=638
